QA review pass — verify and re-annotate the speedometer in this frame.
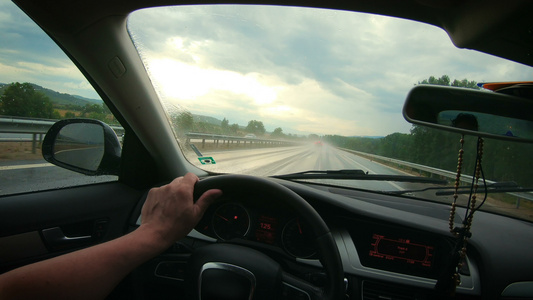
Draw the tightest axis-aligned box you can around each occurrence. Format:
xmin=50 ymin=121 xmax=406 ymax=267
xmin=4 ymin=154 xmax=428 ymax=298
xmin=212 ymin=203 xmax=251 ymax=241
xmin=281 ymin=218 xmax=317 ymax=258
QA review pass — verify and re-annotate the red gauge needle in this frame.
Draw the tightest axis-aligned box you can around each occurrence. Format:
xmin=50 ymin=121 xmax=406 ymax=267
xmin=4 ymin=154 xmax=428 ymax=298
xmin=217 ymin=214 xmax=229 ymax=221
xmin=297 ymin=219 xmax=303 ymax=234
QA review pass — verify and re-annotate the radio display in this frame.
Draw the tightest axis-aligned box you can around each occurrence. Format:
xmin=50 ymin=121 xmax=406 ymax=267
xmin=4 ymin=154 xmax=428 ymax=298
xmin=369 ymin=234 xmax=434 ymax=267
xmin=349 ymin=220 xmax=449 ymax=279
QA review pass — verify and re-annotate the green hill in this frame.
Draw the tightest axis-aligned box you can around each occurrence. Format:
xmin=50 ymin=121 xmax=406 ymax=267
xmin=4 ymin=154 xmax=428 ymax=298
xmin=0 ymin=82 xmax=102 ymax=108
xmin=193 ymin=114 xmax=223 ymax=126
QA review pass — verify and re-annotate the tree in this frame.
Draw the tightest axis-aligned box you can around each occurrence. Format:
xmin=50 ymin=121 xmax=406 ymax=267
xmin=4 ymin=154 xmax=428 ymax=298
xmin=230 ymin=123 xmax=239 ymax=134
xmin=80 ymin=103 xmax=112 ymax=122
xmin=221 ymin=117 xmax=229 ymax=128
xmin=408 ymin=75 xmax=482 ymax=170
xmin=0 ymin=82 xmax=56 ymax=118
xmin=271 ymin=127 xmax=284 ymax=138
xmin=419 ymin=75 xmax=450 ymax=86
xmin=451 ymin=78 xmax=479 ymax=89
xmin=325 ymin=75 xmax=485 ymax=173
xmin=418 ymin=75 xmax=479 ymax=90
xmin=245 ymin=120 xmax=266 ymax=136
xmin=221 ymin=117 xmax=229 ymax=133
xmin=174 ymin=111 xmax=194 ymax=132
xmin=64 ymin=111 xmax=76 ymax=118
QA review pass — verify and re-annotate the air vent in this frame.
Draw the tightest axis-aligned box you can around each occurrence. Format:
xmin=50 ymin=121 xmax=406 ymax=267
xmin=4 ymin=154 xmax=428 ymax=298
xmin=362 ymin=281 xmax=429 ymax=300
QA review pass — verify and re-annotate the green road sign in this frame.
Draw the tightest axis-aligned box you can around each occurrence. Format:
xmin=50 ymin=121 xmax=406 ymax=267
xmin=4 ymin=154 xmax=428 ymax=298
xmin=198 ymin=157 xmax=216 ymax=165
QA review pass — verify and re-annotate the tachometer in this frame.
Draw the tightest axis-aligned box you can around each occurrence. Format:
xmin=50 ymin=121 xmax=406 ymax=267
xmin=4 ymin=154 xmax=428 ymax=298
xmin=212 ymin=203 xmax=251 ymax=241
xmin=281 ymin=218 xmax=317 ymax=258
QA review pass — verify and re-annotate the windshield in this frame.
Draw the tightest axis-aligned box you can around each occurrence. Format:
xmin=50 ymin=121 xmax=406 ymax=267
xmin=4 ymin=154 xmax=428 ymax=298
xmin=128 ymin=5 xmax=533 ymax=221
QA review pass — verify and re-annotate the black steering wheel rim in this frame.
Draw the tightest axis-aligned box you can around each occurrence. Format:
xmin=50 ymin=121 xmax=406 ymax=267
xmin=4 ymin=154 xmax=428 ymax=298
xmin=193 ymin=174 xmax=344 ymax=300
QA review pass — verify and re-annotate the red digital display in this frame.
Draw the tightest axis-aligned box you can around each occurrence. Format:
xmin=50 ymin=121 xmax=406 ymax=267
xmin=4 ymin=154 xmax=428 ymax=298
xmin=255 ymin=215 xmax=277 ymax=244
xmin=369 ymin=234 xmax=434 ymax=267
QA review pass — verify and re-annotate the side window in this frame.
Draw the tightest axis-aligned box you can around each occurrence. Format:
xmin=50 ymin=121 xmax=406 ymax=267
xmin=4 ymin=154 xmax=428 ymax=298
xmin=0 ymin=1 xmax=119 ymax=195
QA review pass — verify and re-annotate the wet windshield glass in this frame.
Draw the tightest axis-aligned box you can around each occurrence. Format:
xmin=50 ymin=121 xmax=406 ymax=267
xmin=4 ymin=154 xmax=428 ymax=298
xmin=128 ymin=5 xmax=533 ymax=221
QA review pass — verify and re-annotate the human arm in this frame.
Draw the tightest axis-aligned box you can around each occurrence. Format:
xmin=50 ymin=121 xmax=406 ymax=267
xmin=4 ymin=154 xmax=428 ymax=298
xmin=0 ymin=173 xmax=222 ymax=300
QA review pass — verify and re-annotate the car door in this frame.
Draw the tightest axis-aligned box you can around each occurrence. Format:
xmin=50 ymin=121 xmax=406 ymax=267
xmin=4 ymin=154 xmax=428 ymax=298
xmin=0 ymin=0 xmax=153 ymax=281
xmin=0 ymin=180 xmax=142 ymax=274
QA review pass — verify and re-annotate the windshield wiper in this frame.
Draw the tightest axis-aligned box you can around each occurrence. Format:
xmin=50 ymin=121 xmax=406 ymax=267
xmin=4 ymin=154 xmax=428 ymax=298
xmin=389 ymin=181 xmax=533 ymax=195
xmin=435 ymin=181 xmax=533 ymax=196
xmin=272 ymin=169 xmax=447 ymax=184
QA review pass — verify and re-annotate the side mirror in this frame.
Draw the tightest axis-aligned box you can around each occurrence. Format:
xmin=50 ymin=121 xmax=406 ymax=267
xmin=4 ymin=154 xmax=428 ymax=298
xmin=42 ymin=119 xmax=121 ymax=175
xmin=403 ymin=85 xmax=533 ymax=143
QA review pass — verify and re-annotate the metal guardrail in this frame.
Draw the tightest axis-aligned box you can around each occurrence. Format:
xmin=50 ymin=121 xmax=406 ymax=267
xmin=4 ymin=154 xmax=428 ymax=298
xmin=0 ymin=117 xmax=293 ymax=152
xmin=341 ymin=148 xmax=533 ymax=207
xmin=0 ymin=116 xmax=124 ymax=134
xmin=0 ymin=117 xmax=54 ymax=134
xmin=0 ymin=117 xmax=56 ymax=153
xmin=0 ymin=116 xmax=124 ymax=153
xmin=185 ymin=132 xmax=297 ymax=149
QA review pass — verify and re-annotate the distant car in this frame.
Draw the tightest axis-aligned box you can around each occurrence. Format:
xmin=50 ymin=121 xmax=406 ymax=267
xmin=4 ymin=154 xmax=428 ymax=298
xmin=244 ymin=134 xmax=256 ymax=139
xmin=314 ymin=141 xmax=323 ymax=146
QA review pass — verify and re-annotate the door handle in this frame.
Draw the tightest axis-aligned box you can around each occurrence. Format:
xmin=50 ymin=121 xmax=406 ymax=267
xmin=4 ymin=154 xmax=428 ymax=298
xmin=42 ymin=227 xmax=92 ymax=247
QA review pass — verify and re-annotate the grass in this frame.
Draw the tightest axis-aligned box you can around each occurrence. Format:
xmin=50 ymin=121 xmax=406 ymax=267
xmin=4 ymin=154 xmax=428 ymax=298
xmin=348 ymin=150 xmax=533 ymax=221
xmin=0 ymin=142 xmax=42 ymax=161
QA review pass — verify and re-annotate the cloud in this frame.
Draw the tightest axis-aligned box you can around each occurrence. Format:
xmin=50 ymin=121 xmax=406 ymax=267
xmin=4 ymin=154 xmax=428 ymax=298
xmin=0 ymin=2 xmax=100 ymax=99
xmin=129 ymin=5 xmax=533 ymax=136
xmin=0 ymin=60 xmax=99 ymax=99
xmin=147 ymin=58 xmax=280 ymax=105
xmin=131 ymin=6 xmax=459 ymax=136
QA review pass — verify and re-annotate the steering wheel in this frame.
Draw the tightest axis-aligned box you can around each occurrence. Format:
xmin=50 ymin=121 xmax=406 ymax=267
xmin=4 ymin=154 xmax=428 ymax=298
xmin=189 ymin=174 xmax=344 ymax=300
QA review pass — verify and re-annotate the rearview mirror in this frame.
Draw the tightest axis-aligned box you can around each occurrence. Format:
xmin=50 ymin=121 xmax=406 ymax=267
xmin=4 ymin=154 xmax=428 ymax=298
xmin=42 ymin=119 xmax=121 ymax=175
xmin=403 ymin=85 xmax=533 ymax=143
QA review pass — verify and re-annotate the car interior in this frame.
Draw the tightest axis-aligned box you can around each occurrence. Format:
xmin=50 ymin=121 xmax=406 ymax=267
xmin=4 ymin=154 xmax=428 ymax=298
xmin=1 ymin=0 xmax=533 ymax=299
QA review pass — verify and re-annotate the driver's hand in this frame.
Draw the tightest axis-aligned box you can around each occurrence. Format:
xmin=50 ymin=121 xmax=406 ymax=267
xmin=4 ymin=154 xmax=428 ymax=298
xmin=139 ymin=173 xmax=222 ymax=249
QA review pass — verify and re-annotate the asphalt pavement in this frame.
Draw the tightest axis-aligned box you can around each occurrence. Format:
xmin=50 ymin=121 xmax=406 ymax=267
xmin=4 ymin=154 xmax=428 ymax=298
xmin=0 ymin=143 xmax=444 ymax=198
xmin=194 ymin=143 xmax=440 ymax=193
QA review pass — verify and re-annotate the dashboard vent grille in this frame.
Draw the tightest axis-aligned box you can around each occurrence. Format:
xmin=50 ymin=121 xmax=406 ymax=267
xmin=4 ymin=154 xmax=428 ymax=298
xmin=362 ymin=281 xmax=429 ymax=300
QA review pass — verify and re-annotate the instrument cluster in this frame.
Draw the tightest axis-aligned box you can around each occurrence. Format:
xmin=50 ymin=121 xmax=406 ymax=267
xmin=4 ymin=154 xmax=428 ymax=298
xmin=196 ymin=200 xmax=317 ymax=259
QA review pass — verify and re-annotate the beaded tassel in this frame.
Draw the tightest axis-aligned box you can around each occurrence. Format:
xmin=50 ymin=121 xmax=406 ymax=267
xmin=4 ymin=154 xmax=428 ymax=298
xmin=448 ymin=137 xmax=484 ymax=290
xmin=449 ymin=136 xmax=465 ymax=234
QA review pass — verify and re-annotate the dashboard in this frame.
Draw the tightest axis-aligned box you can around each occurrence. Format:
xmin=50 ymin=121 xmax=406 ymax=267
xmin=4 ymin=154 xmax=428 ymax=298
xmin=134 ymin=178 xmax=533 ymax=299
xmin=184 ymin=186 xmax=481 ymax=299
xmin=195 ymin=197 xmax=459 ymax=281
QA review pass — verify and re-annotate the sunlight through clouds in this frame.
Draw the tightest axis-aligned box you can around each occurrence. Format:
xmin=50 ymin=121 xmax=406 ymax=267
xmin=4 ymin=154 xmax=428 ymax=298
xmin=128 ymin=5 xmax=531 ymax=136
xmin=126 ymin=5 xmax=527 ymax=136
xmin=147 ymin=58 xmax=280 ymax=105
xmin=129 ymin=5 xmax=532 ymax=136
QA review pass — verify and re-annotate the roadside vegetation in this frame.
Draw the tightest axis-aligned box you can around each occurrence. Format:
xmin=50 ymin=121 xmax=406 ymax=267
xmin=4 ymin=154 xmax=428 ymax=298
xmin=172 ymin=110 xmax=302 ymax=140
xmin=1 ymin=79 xmax=532 ymax=217
xmin=0 ymin=82 xmax=116 ymax=123
xmin=325 ymin=75 xmax=533 ymax=190
xmin=3 ymin=77 xmax=532 ymax=188
xmin=0 ymin=82 xmax=315 ymax=141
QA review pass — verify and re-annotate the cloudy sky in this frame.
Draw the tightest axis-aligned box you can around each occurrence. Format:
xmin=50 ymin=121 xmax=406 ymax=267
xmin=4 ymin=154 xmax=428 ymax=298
xmin=1 ymin=2 xmax=531 ymax=136
xmin=0 ymin=1 xmax=97 ymax=99
xmin=128 ymin=5 xmax=532 ymax=136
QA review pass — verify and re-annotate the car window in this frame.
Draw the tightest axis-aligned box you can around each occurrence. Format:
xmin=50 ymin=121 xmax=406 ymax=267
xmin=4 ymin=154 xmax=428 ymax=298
xmin=128 ymin=5 xmax=533 ymax=222
xmin=0 ymin=1 xmax=119 ymax=196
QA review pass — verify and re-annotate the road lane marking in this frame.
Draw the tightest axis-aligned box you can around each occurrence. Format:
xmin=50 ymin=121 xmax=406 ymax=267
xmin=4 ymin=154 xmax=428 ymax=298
xmin=335 ymin=149 xmax=405 ymax=191
xmin=384 ymin=180 xmax=404 ymax=191
xmin=0 ymin=163 xmax=54 ymax=171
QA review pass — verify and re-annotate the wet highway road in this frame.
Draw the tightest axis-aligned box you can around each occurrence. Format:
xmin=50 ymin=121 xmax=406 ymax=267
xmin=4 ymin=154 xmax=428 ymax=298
xmin=192 ymin=143 xmax=436 ymax=193
xmin=1 ymin=143 xmax=440 ymax=197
